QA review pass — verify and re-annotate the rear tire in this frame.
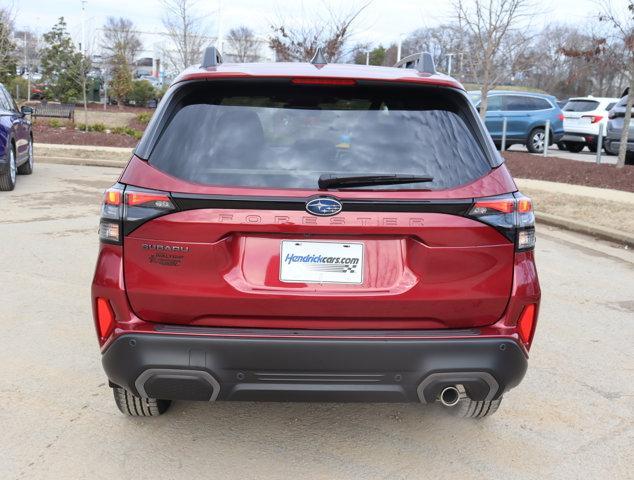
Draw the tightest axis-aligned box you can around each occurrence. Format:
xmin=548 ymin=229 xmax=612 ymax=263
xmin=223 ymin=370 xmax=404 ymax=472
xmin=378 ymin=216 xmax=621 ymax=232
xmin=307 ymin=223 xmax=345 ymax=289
xmin=604 ymin=142 xmax=617 ymax=155
xmin=626 ymin=151 xmax=634 ymax=166
xmin=454 ymin=396 xmax=503 ymax=418
xmin=17 ymin=137 xmax=34 ymax=175
xmin=526 ymin=128 xmax=546 ymax=153
xmin=587 ymin=142 xmax=597 ymax=153
xmin=112 ymin=386 xmax=171 ymax=416
xmin=565 ymin=142 xmax=585 ymax=153
xmin=0 ymin=143 xmax=16 ymax=191
xmin=556 ymin=141 xmax=568 ymax=151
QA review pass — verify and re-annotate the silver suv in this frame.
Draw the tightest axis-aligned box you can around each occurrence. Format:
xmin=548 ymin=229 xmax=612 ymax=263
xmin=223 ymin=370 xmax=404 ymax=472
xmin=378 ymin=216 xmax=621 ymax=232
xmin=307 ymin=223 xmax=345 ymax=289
xmin=605 ymin=91 xmax=634 ymax=164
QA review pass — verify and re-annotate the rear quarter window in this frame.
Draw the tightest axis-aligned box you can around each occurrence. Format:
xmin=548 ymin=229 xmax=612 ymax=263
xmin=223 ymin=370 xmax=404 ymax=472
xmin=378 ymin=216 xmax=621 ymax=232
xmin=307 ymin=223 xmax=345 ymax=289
xmin=146 ymin=81 xmax=493 ymax=191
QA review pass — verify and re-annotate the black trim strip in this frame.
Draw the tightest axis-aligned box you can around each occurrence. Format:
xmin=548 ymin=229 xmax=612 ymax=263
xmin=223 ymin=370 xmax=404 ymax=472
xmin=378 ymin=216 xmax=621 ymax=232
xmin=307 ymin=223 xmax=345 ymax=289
xmin=170 ymin=193 xmax=473 ymax=215
xmin=155 ymin=325 xmax=481 ymax=337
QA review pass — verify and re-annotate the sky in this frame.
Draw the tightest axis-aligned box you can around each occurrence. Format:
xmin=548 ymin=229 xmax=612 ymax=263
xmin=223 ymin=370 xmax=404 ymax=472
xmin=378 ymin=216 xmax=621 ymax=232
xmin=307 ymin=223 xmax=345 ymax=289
xmin=4 ymin=0 xmax=614 ymax=57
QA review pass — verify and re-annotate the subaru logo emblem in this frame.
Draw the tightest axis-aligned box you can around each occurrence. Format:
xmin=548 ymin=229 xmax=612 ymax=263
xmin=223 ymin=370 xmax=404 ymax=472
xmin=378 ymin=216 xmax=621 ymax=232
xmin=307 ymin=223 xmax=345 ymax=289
xmin=305 ymin=197 xmax=342 ymax=216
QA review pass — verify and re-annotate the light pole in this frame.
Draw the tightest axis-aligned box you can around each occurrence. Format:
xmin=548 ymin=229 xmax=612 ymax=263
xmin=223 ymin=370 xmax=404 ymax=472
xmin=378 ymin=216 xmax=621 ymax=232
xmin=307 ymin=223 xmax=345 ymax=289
xmin=23 ymin=30 xmax=31 ymax=101
xmin=80 ymin=0 xmax=87 ymax=54
xmin=446 ymin=53 xmax=455 ymax=76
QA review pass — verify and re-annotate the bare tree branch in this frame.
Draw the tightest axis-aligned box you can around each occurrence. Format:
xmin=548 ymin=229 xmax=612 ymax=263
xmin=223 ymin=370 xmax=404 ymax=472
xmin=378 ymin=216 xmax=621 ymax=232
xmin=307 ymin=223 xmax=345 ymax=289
xmin=161 ymin=0 xmax=210 ymax=71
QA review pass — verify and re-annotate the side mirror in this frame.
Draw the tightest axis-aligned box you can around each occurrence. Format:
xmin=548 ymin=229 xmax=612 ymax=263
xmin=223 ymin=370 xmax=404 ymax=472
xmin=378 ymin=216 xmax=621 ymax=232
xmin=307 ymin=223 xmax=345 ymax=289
xmin=21 ymin=105 xmax=33 ymax=115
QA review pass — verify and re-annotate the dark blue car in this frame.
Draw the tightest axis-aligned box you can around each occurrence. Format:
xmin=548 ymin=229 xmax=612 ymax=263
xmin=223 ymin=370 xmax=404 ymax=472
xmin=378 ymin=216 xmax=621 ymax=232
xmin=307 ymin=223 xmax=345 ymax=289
xmin=469 ymin=90 xmax=564 ymax=153
xmin=0 ymin=83 xmax=34 ymax=191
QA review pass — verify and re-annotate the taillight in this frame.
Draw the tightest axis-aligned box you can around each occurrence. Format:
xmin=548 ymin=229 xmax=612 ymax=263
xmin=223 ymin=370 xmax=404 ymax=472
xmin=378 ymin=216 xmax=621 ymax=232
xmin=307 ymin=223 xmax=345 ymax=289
xmin=558 ymin=113 xmax=564 ymax=121
xmin=582 ymin=115 xmax=603 ymax=124
xmin=98 ymin=184 xmax=176 ymax=243
xmin=468 ymin=193 xmax=535 ymax=251
xmin=96 ymin=297 xmax=115 ymax=339
xmin=518 ymin=304 xmax=537 ymax=345
xmin=123 ymin=187 xmax=175 ymax=235
xmin=99 ymin=184 xmax=124 ymax=244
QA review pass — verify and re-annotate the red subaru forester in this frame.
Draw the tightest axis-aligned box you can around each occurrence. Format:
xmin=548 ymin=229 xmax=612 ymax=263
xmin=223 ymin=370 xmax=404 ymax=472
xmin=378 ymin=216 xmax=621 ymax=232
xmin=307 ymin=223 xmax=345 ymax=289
xmin=92 ymin=49 xmax=540 ymax=418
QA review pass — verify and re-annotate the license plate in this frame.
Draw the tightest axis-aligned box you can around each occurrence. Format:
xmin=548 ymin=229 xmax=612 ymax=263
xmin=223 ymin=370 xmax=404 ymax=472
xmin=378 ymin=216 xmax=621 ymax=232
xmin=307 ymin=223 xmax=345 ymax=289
xmin=280 ymin=241 xmax=364 ymax=284
xmin=565 ymin=117 xmax=589 ymax=126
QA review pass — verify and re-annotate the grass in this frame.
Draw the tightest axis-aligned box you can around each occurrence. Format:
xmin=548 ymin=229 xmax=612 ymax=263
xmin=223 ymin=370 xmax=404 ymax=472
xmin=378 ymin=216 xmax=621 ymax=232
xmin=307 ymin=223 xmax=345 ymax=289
xmin=111 ymin=126 xmax=143 ymax=139
xmin=135 ymin=112 xmax=152 ymax=125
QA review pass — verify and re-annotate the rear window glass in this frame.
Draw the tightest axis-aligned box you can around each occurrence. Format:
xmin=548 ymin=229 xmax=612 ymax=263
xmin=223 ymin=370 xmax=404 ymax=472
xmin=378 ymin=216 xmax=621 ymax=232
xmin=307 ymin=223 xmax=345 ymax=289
xmin=564 ymin=100 xmax=599 ymax=112
xmin=148 ymin=81 xmax=491 ymax=190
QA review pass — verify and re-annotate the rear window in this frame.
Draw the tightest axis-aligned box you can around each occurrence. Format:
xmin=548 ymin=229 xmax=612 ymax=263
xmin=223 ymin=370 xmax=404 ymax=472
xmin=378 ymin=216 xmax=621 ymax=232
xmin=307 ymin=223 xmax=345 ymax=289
xmin=148 ymin=81 xmax=491 ymax=190
xmin=564 ymin=100 xmax=599 ymax=112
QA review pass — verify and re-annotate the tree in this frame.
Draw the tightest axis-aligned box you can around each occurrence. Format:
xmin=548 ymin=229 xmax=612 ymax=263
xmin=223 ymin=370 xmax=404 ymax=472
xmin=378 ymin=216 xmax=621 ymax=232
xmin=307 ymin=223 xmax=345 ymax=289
xmin=452 ymin=0 xmax=533 ymax=118
xmin=40 ymin=18 xmax=92 ymax=104
xmin=599 ymin=0 xmax=634 ymax=168
xmin=41 ymin=17 xmax=92 ymax=128
xmin=269 ymin=2 xmax=370 ymax=62
xmin=352 ymin=44 xmax=398 ymax=66
xmin=128 ymin=79 xmax=156 ymax=105
xmin=402 ymin=26 xmax=465 ymax=75
xmin=226 ymin=26 xmax=259 ymax=62
xmin=110 ymin=50 xmax=133 ymax=108
xmin=101 ymin=17 xmax=142 ymax=66
xmin=101 ymin=17 xmax=141 ymax=110
xmin=161 ymin=0 xmax=210 ymax=71
xmin=0 ymin=7 xmax=17 ymax=83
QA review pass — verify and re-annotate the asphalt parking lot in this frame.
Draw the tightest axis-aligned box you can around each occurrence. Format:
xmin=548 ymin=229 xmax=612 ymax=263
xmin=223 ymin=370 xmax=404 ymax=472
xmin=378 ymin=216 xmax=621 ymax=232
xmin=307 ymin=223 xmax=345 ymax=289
xmin=508 ymin=144 xmax=618 ymax=164
xmin=1 ymin=163 xmax=633 ymax=480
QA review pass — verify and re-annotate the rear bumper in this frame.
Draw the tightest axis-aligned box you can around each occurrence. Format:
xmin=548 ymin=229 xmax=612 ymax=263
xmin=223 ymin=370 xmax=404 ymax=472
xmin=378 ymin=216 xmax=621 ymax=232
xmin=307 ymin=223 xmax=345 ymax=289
xmin=102 ymin=329 xmax=528 ymax=403
xmin=561 ymin=133 xmax=596 ymax=143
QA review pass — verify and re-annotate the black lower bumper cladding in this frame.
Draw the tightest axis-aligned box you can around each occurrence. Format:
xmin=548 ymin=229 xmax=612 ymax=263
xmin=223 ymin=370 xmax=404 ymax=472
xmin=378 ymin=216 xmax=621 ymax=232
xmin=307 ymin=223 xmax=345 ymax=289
xmin=102 ymin=331 xmax=528 ymax=403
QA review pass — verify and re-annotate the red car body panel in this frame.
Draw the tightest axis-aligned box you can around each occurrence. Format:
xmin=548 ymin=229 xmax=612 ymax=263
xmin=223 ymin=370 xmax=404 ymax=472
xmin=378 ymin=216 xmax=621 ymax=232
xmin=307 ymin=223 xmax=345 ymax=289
xmin=92 ymin=245 xmax=539 ymax=352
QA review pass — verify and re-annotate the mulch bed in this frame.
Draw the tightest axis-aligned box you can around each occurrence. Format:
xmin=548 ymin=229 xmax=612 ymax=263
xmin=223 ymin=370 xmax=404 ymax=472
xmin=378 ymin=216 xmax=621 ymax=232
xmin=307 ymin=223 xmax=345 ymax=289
xmin=503 ymin=152 xmax=634 ymax=193
xmin=33 ymin=124 xmax=139 ymax=148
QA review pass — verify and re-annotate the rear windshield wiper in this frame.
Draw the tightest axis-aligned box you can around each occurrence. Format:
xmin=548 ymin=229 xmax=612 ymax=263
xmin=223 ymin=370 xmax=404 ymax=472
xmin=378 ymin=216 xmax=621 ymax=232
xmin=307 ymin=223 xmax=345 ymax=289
xmin=318 ymin=174 xmax=434 ymax=189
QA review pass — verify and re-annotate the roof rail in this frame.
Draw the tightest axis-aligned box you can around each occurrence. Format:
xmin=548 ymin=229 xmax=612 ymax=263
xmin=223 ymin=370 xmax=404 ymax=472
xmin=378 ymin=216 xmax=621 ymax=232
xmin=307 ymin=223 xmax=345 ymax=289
xmin=201 ymin=46 xmax=223 ymax=68
xmin=311 ymin=47 xmax=327 ymax=65
xmin=394 ymin=52 xmax=437 ymax=75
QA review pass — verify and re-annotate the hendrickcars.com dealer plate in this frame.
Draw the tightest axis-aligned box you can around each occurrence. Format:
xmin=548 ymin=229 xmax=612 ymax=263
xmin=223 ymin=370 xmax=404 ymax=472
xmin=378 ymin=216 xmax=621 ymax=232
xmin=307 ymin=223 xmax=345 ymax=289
xmin=280 ymin=240 xmax=364 ymax=284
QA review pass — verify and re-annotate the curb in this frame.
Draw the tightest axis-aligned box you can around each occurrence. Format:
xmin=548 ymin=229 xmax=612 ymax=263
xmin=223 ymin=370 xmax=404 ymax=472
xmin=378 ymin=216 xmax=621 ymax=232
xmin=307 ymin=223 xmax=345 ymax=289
xmin=38 ymin=156 xmax=127 ymax=168
xmin=536 ymin=212 xmax=634 ymax=248
xmin=35 ymin=155 xmax=634 ymax=247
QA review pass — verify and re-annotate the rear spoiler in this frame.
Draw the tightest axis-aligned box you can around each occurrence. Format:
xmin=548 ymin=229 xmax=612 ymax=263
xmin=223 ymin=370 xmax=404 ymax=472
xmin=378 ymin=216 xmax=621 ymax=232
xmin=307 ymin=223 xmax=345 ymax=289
xmin=394 ymin=52 xmax=437 ymax=75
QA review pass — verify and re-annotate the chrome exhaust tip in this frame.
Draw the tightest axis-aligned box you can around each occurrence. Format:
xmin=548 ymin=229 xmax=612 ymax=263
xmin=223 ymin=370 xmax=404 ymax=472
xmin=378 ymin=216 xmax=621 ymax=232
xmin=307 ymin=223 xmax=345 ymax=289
xmin=439 ymin=385 xmax=465 ymax=407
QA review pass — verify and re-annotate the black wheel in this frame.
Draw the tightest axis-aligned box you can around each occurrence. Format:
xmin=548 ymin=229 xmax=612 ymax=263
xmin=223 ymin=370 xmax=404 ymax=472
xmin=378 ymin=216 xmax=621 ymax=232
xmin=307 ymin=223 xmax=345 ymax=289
xmin=565 ymin=142 xmax=585 ymax=153
xmin=587 ymin=142 xmax=597 ymax=153
xmin=0 ymin=142 xmax=16 ymax=191
xmin=626 ymin=151 xmax=634 ymax=166
xmin=604 ymin=142 xmax=617 ymax=156
xmin=112 ymin=386 xmax=171 ymax=416
xmin=557 ymin=141 xmax=568 ymax=151
xmin=526 ymin=128 xmax=546 ymax=153
xmin=17 ymin=136 xmax=34 ymax=175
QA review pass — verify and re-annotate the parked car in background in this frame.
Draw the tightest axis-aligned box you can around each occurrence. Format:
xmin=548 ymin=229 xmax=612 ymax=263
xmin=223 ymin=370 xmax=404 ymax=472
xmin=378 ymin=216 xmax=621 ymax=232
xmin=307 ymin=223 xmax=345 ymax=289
xmin=557 ymin=99 xmax=569 ymax=109
xmin=558 ymin=96 xmax=619 ymax=153
xmin=469 ymin=90 xmax=564 ymax=153
xmin=0 ymin=83 xmax=34 ymax=191
xmin=605 ymin=91 xmax=634 ymax=165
